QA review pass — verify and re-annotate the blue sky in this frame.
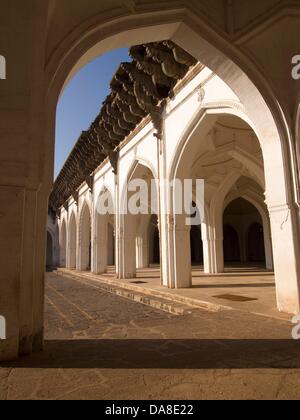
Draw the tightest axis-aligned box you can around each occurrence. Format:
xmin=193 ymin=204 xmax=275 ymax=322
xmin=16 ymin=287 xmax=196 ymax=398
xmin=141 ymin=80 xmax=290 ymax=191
xmin=54 ymin=48 xmax=130 ymax=177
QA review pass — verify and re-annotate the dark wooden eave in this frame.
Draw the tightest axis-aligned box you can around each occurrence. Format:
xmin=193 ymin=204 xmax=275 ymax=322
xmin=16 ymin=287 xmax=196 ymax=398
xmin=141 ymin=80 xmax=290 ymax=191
xmin=49 ymin=41 xmax=197 ymax=213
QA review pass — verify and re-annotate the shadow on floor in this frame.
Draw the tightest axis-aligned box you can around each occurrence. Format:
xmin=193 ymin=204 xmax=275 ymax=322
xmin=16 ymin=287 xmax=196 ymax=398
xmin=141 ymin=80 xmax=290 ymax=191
xmin=2 ymin=339 xmax=300 ymax=369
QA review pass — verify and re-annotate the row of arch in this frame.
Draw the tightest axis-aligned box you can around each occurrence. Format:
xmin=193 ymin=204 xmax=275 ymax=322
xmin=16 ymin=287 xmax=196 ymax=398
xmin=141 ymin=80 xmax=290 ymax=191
xmin=59 ymin=196 xmax=115 ymax=272
xmin=3 ymin=3 xmax=300 ymax=363
xmin=58 ymin=184 xmax=271 ymax=280
xmin=191 ymin=222 xmax=265 ymax=266
xmin=50 ymin=16 xmax=299 ymax=311
xmin=56 ymin=103 xmax=277 ymax=289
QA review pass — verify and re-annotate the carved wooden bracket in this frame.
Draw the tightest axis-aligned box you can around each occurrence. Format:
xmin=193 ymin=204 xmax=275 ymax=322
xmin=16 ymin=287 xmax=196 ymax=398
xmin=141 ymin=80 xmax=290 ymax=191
xmin=49 ymin=41 xmax=196 ymax=213
xmin=86 ymin=175 xmax=94 ymax=194
xmin=56 ymin=208 xmax=61 ymax=220
xmin=151 ymin=100 xmax=167 ymax=141
xmin=72 ymin=191 xmax=79 ymax=205
xmin=109 ymin=150 xmax=120 ymax=175
xmin=49 ymin=207 xmax=57 ymax=224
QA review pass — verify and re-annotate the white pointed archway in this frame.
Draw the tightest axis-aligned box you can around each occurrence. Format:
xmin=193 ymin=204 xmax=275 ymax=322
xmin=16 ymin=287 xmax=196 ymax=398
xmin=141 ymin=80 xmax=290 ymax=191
xmin=46 ymin=10 xmax=300 ymax=313
xmin=118 ymin=160 xmax=158 ymax=279
xmin=93 ymin=187 xmax=115 ymax=274
xmin=224 ymin=190 xmax=273 ymax=271
xmin=2 ymin=1 xmax=300 ymax=364
xmin=166 ymin=106 xmax=299 ymax=312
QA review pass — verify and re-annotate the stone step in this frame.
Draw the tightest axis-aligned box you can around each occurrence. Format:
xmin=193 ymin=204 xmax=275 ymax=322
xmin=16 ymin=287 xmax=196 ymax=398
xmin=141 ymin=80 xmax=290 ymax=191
xmin=105 ymin=266 xmax=116 ymax=273
xmin=56 ymin=268 xmax=229 ymax=314
xmin=56 ymin=269 xmax=196 ymax=316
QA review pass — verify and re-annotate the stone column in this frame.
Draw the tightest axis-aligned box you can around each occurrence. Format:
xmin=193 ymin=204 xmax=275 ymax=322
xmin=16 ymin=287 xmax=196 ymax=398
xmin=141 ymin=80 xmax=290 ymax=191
xmin=201 ymin=223 xmax=213 ymax=274
xmin=115 ymin=175 xmax=121 ymax=278
xmin=67 ymin=220 xmax=77 ymax=270
xmin=59 ymin=221 xmax=67 ymax=267
xmin=211 ymin=239 xmax=224 ymax=273
xmin=268 ymin=204 xmax=300 ymax=314
xmin=18 ymin=189 xmax=37 ymax=356
xmin=118 ymin=214 xmax=137 ymax=279
xmin=66 ymin=217 xmax=71 ymax=269
xmin=208 ymin=208 xmax=225 ymax=273
xmin=0 ymin=187 xmax=48 ymax=361
xmin=158 ymin=178 xmax=170 ymax=287
xmin=0 ymin=187 xmax=26 ymax=360
xmin=32 ymin=191 xmax=48 ymax=353
xmin=136 ymin=232 xmax=150 ymax=269
xmin=136 ymin=237 xmax=145 ymax=269
xmin=115 ymin=224 xmax=122 ymax=278
xmin=0 ymin=0 xmax=49 ymax=360
xmin=173 ymin=223 xmax=192 ymax=288
xmin=93 ymin=218 xmax=108 ymax=274
xmin=75 ymin=215 xmax=80 ymax=271
xmin=262 ymin=217 xmax=274 ymax=271
xmin=165 ymin=215 xmax=192 ymax=289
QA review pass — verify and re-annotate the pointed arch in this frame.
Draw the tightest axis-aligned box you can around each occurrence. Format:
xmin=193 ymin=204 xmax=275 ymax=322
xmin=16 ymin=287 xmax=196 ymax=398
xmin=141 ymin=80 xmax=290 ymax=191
xmin=93 ymin=188 xmax=115 ymax=274
xmin=225 ymin=191 xmax=273 ymax=270
xmin=45 ymin=7 xmax=300 ymax=313
xmin=119 ymin=160 xmax=158 ymax=279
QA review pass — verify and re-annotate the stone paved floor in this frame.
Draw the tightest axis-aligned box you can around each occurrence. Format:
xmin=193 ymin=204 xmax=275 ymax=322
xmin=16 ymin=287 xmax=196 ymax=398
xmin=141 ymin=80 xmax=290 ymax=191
xmin=133 ymin=267 xmax=283 ymax=320
xmin=1 ymin=273 xmax=300 ymax=400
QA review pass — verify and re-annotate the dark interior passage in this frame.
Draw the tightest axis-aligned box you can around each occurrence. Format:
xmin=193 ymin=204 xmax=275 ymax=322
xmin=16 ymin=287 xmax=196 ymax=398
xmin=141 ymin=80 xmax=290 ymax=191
xmin=190 ymin=226 xmax=203 ymax=265
xmin=223 ymin=225 xmax=241 ymax=263
xmin=223 ymin=198 xmax=266 ymax=267
xmin=247 ymin=223 xmax=265 ymax=263
xmin=149 ymin=215 xmax=160 ymax=265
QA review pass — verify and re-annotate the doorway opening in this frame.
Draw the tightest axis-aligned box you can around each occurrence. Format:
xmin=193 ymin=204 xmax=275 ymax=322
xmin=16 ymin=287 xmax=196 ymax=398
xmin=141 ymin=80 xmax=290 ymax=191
xmin=223 ymin=198 xmax=267 ymax=270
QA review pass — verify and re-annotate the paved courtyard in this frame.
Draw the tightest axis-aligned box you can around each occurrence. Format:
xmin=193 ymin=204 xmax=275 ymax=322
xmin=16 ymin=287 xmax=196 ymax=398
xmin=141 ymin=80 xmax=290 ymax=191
xmin=1 ymin=273 xmax=300 ymax=400
xmin=128 ymin=266 xmax=283 ymax=320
